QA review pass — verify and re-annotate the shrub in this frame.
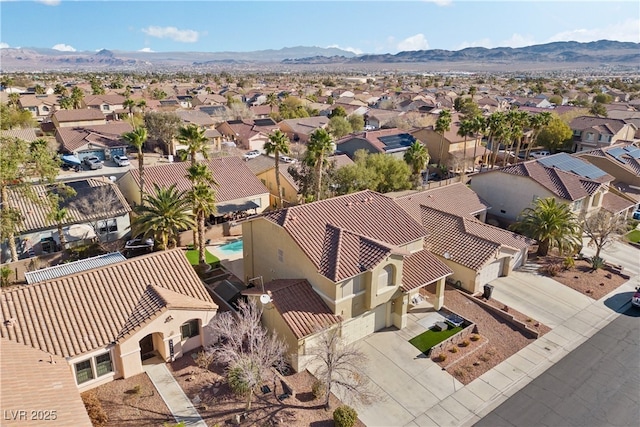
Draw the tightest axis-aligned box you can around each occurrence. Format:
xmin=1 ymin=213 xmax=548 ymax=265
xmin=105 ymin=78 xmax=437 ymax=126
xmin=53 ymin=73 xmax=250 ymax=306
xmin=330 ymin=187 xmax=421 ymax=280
xmin=541 ymin=262 xmax=562 ymax=277
xmin=590 ymin=256 xmax=605 ymax=271
xmin=195 ymin=350 xmax=214 ymax=370
xmin=460 ymin=340 xmax=470 ymax=347
xmin=311 ymin=379 xmax=326 ymax=401
xmin=562 ymin=256 xmax=575 ymax=270
xmin=125 ymin=384 xmax=142 ymax=395
xmin=333 ymin=405 xmax=358 ymax=427
xmin=0 ymin=266 xmax=12 ymax=287
xmin=450 ymin=346 xmax=458 ymax=353
xmin=81 ymin=391 xmax=108 ymax=427
xmin=227 ymin=365 xmax=253 ymax=396
xmin=470 ymin=334 xmax=480 ymax=342
xmin=438 ymin=353 xmax=447 ymax=362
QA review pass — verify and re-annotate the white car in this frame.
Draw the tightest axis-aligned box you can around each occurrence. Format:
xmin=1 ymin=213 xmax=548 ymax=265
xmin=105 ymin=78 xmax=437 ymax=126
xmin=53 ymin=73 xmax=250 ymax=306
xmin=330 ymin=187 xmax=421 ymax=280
xmin=113 ymin=155 xmax=130 ymax=167
xmin=529 ymin=151 xmax=551 ymax=159
xmin=279 ymin=155 xmax=296 ymax=164
xmin=243 ymin=150 xmax=260 ymax=160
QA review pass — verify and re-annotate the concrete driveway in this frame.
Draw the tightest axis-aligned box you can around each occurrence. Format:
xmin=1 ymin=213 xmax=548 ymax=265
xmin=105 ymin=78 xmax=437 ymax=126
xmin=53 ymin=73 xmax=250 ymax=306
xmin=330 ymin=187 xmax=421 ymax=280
xmin=580 ymin=239 xmax=640 ymax=276
xmin=488 ymin=270 xmax=593 ymax=329
xmin=348 ymin=312 xmax=464 ymax=427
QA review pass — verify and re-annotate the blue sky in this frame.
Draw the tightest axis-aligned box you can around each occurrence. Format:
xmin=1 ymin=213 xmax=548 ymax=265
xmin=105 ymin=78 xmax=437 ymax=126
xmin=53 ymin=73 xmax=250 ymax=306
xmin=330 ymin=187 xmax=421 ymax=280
xmin=1 ymin=1 xmax=638 ymax=54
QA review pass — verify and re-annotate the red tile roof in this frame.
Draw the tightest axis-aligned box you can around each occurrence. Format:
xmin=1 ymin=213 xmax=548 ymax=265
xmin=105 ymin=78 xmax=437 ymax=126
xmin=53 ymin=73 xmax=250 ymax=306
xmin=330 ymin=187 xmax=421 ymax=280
xmin=129 ymin=156 xmax=269 ymax=204
xmin=258 ymin=190 xmax=427 ymax=282
xmin=0 ymin=338 xmax=92 ymax=426
xmin=56 ymin=123 xmax=133 ymax=152
xmin=0 ymin=249 xmax=216 ymax=358
xmin=601 ymin=192 xmax=635 ymax=214
xmin=243 ymin=279 xmax=341 ymax=339
xmin=394 ymin=183 xmax=489 ymax=219
xmin=401 ymin=249 xmax=453 ymax=292
xmin=52 ymin=109 xmax=106 ymax=122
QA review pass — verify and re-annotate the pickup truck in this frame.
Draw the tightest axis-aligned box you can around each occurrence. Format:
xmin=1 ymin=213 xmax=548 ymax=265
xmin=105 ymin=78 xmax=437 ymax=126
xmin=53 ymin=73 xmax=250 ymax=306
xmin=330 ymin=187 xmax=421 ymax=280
xmin=82 ymin=156 xmax=103 ymax=170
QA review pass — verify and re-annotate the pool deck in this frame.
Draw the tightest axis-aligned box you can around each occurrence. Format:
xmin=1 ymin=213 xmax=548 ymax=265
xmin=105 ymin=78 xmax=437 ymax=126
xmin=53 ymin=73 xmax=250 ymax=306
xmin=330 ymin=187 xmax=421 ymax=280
xmin=207 ymin=240 xmax=244 ymax=281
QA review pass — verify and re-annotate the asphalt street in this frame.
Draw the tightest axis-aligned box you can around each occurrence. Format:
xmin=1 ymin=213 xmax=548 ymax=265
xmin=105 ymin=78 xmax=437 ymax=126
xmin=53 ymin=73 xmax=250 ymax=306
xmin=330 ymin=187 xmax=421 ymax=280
xmin=474 ymin=303 xmax=640 ymax=427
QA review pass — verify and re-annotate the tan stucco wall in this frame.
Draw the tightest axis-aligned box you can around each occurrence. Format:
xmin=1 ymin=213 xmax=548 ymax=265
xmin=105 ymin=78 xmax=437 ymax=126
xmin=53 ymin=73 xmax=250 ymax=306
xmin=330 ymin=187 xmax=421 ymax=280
xmin=256 ymin=169 xmax=299 ymax=206
xmin=54 ymin=118 xmax=106 ymax=129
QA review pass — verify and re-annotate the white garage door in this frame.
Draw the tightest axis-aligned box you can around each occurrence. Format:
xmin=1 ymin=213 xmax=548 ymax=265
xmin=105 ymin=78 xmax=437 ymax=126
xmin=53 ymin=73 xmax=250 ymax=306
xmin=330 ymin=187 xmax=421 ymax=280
xmin=478 ymin=258 xmax=504 ymax=286
xmin=341 ymin=303 xmax=387 ymax=344
xmin=512 ymin=249 xmax=524 ymax=269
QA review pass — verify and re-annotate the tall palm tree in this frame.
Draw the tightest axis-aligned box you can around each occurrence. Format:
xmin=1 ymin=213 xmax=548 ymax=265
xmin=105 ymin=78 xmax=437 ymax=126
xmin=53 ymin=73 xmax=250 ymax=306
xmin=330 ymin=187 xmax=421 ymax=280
xmin=264 ymin=130 xmax=291 ymax=208
xmin=123 ymin=98 xmax=136 ymax=117
xmin=435 ymin=109 xmax=452 ymax=168
xmin=487 ymin=112 xmax=508 ymax=169
xmin=510 ymin=197 xmax=580 ymax=256
xmin=70 ymin=86 xmax=84 ymax=109
xmin=502 ymin=110 xmax=528 ymax=167
xmin=510 ymin=110 xmax=531 ymax=163
xmin=122 ymin=127 xmax=148 ymax=204
xmin=457 ymin=119 xmax=474 ymax=173
xmin=131 ymin=184 xmax=195 ymax=251
xmin=404 ymin=140 xmax=430 ymax=187
xmin=266 ymin=93 xmax=278 ymax=113
xmin=525 ymin=111 xmax=553 ymax=160
xmin=8 ymin=93 xmax=20 ymax=109
xmin=470 ymin=115 xmax=486 ymax=170
xmin=306 ymin=128 xmax=334 ymax=201
xmin=177 ymin=124 xmax=209 ymax=167
xmin=188 ymin=181 xmax=217 ymax=265
xmin=137 ymin=99 xmax=147 ymax=113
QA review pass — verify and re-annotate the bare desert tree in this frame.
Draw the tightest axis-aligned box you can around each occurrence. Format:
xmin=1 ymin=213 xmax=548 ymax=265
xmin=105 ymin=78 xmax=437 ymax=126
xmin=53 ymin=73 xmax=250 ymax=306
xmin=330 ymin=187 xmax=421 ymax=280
xmin=309 ymin=327 xmax=379 ymax=409
xmin=207 ymin=299 xmax=287 ymax=411
xmin=71 ymin=179 xmax=121 ymax=244
xmin=581 ymin=210 xmax=627 ymax=260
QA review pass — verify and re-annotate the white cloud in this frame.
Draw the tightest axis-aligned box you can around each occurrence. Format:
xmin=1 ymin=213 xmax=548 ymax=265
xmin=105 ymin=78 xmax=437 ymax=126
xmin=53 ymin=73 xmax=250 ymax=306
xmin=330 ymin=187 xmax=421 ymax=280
xmin=397 ymin=34 xmax=429 ymax=52
xmin=138 ymin=47 xmax=154 ymax=53
xmin=326 ymin=44 xmax=363 ymax=55
xmin=499 ymin=33 xmax=536 ymax=48
xmin=0 ymin=42 xmax=9 ymax=49
xmin=52 ymin=43 xmax=76 ymax=52
xmin=456 ymin=38 xmax=493 ymax=50
xmin=35 ymin=0 xmax=61 ymax=5
xmin=142 ymin=26 xmax=200 ymax=43
xmin=547 ymin=18 xmax=640 ymax=44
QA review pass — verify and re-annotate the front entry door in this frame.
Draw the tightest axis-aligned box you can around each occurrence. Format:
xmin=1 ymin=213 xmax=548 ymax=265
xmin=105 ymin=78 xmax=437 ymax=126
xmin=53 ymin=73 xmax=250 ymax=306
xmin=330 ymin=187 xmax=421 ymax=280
xmin=140 ymin=334 xmax=154 ymax=360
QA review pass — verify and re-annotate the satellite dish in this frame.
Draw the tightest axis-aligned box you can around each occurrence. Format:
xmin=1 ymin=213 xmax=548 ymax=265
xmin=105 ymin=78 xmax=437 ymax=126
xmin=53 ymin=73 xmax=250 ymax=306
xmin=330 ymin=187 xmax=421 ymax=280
xmin=260 ymin=294 xmax=272 ymax=304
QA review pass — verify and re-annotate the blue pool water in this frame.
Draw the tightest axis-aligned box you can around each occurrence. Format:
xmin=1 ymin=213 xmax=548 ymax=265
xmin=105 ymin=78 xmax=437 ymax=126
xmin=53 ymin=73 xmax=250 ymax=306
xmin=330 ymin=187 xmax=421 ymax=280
xmin=218 ymin=239 xmax=243 ymax=255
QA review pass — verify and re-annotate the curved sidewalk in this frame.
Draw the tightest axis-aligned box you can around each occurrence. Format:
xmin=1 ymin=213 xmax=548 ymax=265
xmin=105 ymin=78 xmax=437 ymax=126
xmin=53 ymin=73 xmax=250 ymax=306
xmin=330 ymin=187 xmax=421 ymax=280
xmin=143 ymin=363 xmax=207 ymax=427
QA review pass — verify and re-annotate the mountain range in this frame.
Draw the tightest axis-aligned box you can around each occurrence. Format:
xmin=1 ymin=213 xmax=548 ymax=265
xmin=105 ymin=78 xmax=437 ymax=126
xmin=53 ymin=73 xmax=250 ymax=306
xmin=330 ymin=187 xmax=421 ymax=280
xmin=1 ymin=40 xmax=638 ymax=72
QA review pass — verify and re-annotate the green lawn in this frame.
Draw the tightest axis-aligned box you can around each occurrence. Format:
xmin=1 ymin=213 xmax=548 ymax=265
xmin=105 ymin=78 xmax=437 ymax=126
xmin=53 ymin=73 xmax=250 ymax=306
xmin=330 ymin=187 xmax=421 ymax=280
xmin=184 ymin=249 xmax=220 ymax=266
xmin=626 ymin=230 xmax=640 ymax=244
xmin=409 ymin=326 xmax=463 ymax=353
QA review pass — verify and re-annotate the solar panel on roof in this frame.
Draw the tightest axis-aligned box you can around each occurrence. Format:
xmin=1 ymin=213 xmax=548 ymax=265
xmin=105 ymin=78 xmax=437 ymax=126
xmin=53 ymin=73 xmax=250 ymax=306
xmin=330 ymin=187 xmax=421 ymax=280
xmin=378 ymin=133 xmax=416 ymax=152
xmin=538 ymin=153 xmax=607 ymax=179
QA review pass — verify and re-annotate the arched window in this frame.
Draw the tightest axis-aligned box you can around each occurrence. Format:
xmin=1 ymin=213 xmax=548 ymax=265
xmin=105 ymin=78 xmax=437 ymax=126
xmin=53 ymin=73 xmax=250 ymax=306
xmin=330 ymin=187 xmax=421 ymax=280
xmin=180 ymin=319 xmax=200 ymax=340
xmin=378 ymin=264 xmax=395 ymax=288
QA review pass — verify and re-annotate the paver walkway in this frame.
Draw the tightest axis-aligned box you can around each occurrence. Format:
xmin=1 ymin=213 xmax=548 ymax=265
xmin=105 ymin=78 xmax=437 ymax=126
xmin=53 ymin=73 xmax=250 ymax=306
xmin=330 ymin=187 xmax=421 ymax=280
xmin=143 ymin=363 xmax=207 ymax=427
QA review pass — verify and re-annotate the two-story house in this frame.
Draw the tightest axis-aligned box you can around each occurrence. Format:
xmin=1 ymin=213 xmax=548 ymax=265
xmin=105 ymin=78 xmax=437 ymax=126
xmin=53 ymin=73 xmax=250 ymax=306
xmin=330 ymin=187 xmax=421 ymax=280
xmin=82 ymin=94 xmax=126 ymax=119
xmin=242 ymin=190 xmax=453 ymax=369
xmin=18 ymin=94 xmax=60 ymax=121
xmin=278 ymin=116 xmax=330 ymax=144
xmin=216 ymin=119 xmax=279 ymax=151
xmin=335 ymin=128 xmax=417 ymax=159
xmin=569 ymin=116 xmax=638 ymax=152
xmin=51 ymin=109 xmax=107 ymax=129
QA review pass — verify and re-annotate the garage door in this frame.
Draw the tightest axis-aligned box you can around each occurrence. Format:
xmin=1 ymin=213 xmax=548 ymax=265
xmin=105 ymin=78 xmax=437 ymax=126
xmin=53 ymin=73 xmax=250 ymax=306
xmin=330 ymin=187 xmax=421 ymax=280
xmin=478 ymin=258 xmax=503 ymax=286
xmin=512 ymin=249 xmax=524 ymax=269
xmin=78 ymin=150 xmax=105 ymax=161
xmin=341 ymin=303 xmax=387 ymax=344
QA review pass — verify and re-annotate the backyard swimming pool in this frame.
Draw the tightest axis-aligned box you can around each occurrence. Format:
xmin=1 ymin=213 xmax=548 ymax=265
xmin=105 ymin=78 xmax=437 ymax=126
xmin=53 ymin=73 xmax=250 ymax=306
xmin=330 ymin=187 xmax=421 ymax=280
xmin=217 ymin=239 xmax=243 ymax=256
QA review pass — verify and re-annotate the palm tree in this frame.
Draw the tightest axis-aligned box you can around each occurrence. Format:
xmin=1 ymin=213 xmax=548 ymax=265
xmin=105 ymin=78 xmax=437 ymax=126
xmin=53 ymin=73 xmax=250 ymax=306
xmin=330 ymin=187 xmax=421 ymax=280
xmin=122 ymin=127 xmax=148 ymax=204
xmin=264 ymin=130 xmax=291 ymax=208
xmin=457 ymin=119 xmax=474 ymax=173
xmin=177 ymin=124 xmax=209 ymax=167
xmin=510 ymin=110 xmax=531 ymax=163
xmin=188 ymin=181 xmax=217 ymax=265
xmin=266 ymin=93 xmax=278 ymax=113
xmin=487 ymin=112 xmax=508 ymax=169
xmin=510 ymin=197 xmax=581 ymax=256
xmin=137 ymin=99 xmax=147 ymax=113
xmin=70 ymin=86 xmax=84 ymax=109
xmin=470 ymin=115 xmax=486 ymax=170
xmin=435 ymin=109 xmax=452 ymax=168
xmin=131 ymin=184 xmax=195 ymax=251
xmin=123 ymin=98 xmax=136 ymax=117
xmin=8 ymin=93 xmax=20 ymax=109
xmin=525 ymin=112 xmax=552 ymax=160
xmin=306 ymin=128 xmax=333 ymax=201
xmin=404 ymin=140 xmax=430 ymax=187
xmin=503 ymin=110 xmax=528 ymax=167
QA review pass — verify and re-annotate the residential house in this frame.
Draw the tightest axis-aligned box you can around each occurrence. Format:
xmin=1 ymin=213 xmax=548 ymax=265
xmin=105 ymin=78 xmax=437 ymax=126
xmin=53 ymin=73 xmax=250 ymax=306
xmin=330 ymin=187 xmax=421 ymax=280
xmin=82 ymin=94 xmax=126 ymax=119
xmin=18 ymin=94 xmax=60 ymax=121
xmin=245 ymin=154 xmax=300 ymax=206
xmin=51 ymin=109 xmax=106 ymax=129
xmin=119 ymin=156 xmax=270 ymax=217
xmin=364 ymin=108 xmax=404 ymax=129
xmin=411 ymin=117 xmax=490 ymax=172
xmin=242 ymin=190 xmax=453 ymax=370
xmin=197 ymin=104 xmax=229 ymax=123
xmin=394 ymin=184 xmax=532 ymax=293
xmin=242 ymin=279 xmax=342 ymax=371
xmin=2 ymin=178 xmax=132 ymax=261
xmin=175 ymin=109 xmax=216 ymax=127
xmin=570 ymin=116 xmax=638 ymax=152
xmin=575 ymin=143 xmax=640 ymax=206
xmin=0 ymin=249 xmax=218 ymax=392
xmin=250 ymin=104 xmax=276 ymax=118
xmin=56 ymin=122 xmax=133 ymax=161
xmin=1 ymin=338 xmax=93 ymax=426
xmin=278 ymin=116 xmax=330 ymax=144
xmin=469 ymin=153 xmax=634 ymax=224
xmin=335 ymin=128 xmax=417 ymax=159
xmin=0 ymin=127 xmax=39 ymax=143
xmin=216 ymin=118 xmax=279 ymax=151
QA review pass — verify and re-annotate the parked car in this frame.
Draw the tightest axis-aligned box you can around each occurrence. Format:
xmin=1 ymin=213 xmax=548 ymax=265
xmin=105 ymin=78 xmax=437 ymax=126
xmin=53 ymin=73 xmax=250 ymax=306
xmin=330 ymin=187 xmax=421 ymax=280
xmin=632 ymin=287 xmax=640 ymax=308
xmin=113 ymin=155 xmax=130 ymax=167
xmin=633 ymin=210 xmax=640 ymax=221
xmin=279 ymin=155 xmax=296 ymax=163
xmin=243 ymin=150 xmax=260 ymax=160
xmin=529 ymin=151 xmax=551 ymax=159
xmin=82 ymin=156 xmax=103 ymax=170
